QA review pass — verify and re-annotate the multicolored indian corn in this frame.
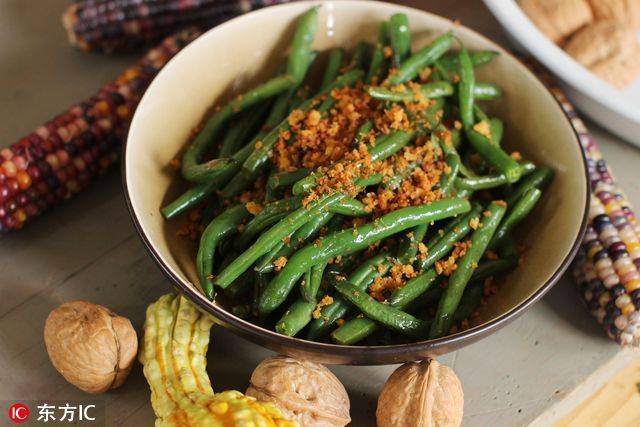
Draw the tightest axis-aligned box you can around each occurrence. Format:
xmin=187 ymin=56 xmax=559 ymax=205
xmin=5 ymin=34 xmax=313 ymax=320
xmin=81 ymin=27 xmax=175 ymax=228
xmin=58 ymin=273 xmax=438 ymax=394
xmin=545 ymin=83 xmax=640 ymax=347
xmin=522 ymin=58 xmax=640 ymax=347
xmin=0 ymin=29 xmax=200 ymax=232
xmin=62 ymin=0 xmax=292 ymax=53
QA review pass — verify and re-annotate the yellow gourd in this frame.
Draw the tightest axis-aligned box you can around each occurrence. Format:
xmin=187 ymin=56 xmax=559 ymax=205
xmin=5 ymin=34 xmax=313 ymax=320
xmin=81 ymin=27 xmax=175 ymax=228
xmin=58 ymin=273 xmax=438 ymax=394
xmin=139 ymin=294 xmax=297 ymax=427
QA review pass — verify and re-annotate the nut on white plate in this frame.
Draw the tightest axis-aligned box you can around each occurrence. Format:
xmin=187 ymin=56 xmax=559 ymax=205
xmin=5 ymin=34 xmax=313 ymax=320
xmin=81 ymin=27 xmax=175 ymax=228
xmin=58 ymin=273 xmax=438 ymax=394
xmin=246 ymin=355 xmax=351 ymax=427
xmin=44 ymin=301 xmax=137 ymax=394
xmin=377 ymin=358 xmax=464 ymax=427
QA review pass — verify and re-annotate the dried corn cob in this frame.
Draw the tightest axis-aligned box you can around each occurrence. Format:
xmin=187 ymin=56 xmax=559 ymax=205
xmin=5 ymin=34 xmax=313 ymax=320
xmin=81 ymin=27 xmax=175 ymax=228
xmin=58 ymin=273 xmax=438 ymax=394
xmin=62 ymin=0 xmax=292 ymax=53
xmin=525 ymin=59 xmax=640 ymax=346
xmin=0 ymin=29 xmax=200 ymax=233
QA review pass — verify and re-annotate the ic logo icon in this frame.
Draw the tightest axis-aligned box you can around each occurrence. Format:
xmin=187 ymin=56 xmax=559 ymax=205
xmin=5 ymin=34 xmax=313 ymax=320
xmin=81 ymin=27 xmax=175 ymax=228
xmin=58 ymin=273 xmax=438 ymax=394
xmin=8 ymin=403 xmax=30 ymax=424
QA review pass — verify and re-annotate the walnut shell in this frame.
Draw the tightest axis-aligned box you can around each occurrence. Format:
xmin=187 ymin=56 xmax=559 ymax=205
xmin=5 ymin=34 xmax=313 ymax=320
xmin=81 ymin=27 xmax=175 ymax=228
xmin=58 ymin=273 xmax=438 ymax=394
xmin=246 ymin=355 xmax=350 ymax=427
xmin=376 ymin=359 xmax=464 ymax=427
xmin=44 ymin=301 xmax=138 ymax=394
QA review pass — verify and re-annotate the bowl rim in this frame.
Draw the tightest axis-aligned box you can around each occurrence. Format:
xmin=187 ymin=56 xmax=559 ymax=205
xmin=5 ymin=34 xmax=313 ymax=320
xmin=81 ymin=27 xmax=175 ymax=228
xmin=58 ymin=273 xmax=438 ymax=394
xmin=122 ymin=0 xmax=590 ymax=363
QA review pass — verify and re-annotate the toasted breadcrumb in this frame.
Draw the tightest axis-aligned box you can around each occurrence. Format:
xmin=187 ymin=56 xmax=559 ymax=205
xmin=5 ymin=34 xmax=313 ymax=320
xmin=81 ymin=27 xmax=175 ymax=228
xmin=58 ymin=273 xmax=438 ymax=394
xmin=473 ymin=120 xmax=492 ymax=139
xmin=312 ymin=295 xmax=335 ymax=319
xmin=435 ymin=241 xmax=471 ymax=276
xmin=273 ymin=256 xmax=288 ymax=271
xmin=245 ymin=202 xmax=262 ymax=215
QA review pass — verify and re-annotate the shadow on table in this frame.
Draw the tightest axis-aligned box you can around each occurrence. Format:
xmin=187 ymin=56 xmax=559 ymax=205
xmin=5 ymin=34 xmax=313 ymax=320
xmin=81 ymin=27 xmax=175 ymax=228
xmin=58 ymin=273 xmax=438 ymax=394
xmin=539 ymin=274 xmax=612 ymax=344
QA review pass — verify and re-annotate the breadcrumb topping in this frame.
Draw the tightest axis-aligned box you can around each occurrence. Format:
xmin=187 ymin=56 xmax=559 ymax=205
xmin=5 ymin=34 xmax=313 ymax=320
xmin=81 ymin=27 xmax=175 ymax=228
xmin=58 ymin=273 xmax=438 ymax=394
xmin=312 ymin=295 xmax=335 ymax=319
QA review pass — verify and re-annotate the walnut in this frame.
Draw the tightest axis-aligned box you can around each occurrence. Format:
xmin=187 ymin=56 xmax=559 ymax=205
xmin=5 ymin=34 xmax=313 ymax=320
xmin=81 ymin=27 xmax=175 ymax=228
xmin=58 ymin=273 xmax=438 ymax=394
xmin=246 ymin=355 xmax=350 ymax=426
xmin=44 ymin=301 xmax=138 ymax=394
xmin=376 ymin=358 xmax=464 ymax=427
xmin=520 ymin=0 xmax=593 ymax=42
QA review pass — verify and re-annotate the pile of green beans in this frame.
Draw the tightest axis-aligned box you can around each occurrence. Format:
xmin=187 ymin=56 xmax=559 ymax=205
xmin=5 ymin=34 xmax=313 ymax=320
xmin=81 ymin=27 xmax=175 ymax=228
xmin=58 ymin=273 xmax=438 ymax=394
xmin=162 ymin=9 xmax=554 ymax=345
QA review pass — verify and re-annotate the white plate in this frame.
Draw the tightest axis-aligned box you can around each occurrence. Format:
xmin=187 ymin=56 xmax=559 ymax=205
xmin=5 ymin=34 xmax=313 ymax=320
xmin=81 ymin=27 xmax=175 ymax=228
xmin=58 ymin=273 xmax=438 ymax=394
xmin=483 ymin=0 xmax=640 ymax=146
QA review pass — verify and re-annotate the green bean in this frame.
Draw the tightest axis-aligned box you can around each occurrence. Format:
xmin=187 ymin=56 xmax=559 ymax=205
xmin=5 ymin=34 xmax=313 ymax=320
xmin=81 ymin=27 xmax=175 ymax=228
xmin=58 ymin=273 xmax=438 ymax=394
xmin=215 ymin=192 xmax=346 ymax=289
xmin=387 ymin=31 xmax=453 ymax=85
xmin=242 ymin=69 xmax=365 ymax=175
xmin=458 ymin=44 xmax=475 ymax=129
xmin=397 ymin=224 xmax=428 ymax=264
xmin=161 ymin=181 xmax=217 ymax=220
xmin=388 ymin=13 xmax=411 ymax=66
xmin=254 ymin=211 xmax=333 ymax=274
xmin=349 ymin=41 xmax=371 ymax=70
xmin=465 ymin=128 xmax=522 ymax=183
xmin=439 ymin=152 xmax=461 ymax=194
xmin=301 ymin=262 xmax=327 ymax=302
xmin=330 ymin=198 xmax=370 ymax=217
xmin=333 ymin=281 xmax=429 ymax=338
xmin=219 ymin=173 xmax=253 ymax=199
xmin=431 ymin=57 xmax=450 ymax=81
xmin=417 ymin=204 xmax=483 ymax=271
xmin=350 ymin=252 xmax=394 ymax=288
xmin=383 ymin=161 xmax=420 ymax=191
xmin=307 ymin=252 xmax=393 ymax=339
xmin=218 ymin=103 xmax=270 ymax=157
xmin=368 ymin=82 xmax=501 ymax=102
xmin=321 ymin=48 xmax=345 ymax=90
xmin=354 ymin=120 xmax=373 ymax=144
xmin=474 ymin=83 xmax=502 ymax=101
xmin=472 ymin=256 xmax=517 ymax=282
xmin=292 ymin=130 xmax=416 ymax=195
xmin=367 ymin=22 xmax=388 ymax=82
xmin=439 ymin=50 xmax=499 ymax=72
xmin=252 ymin=272 xmax=269 ymax=316
xmin=455 ymin=161 xmax=535 ymax=191
xmin=473 ymin=104 xmax=490 ymax=123
xmin=259 ymin=199 xmax=471 ymax=316
xmin=388 ymin=268 xmax=440 ymax=308
xmin=337 ymin=283 xmax=483 ymax=345
xmin=335 ymin=257 xmax=509 ymax=345
xmin=218 ymin=121 xmax=244 ymax=159
xmin=505 ymin=167 xmax=554 ymax=206
xmin=196 ymin=205 xmax=252 ymax=299
xmin=170 ymin=83 xmax=296 ymax=209
xmin=368 ymin=81 xmax=453 ymax=101
xmin=182 ymin=75 xmax=294 ymax=182
xmin=331 ymin=317 xmax=379 ymax=345
xmin=489 ymin=118 xmax=504 ymax=144
xmin=429 ymin=201 xmax=506 ymax=338
xmin=275 ymin=297 xmax=317 ymax=337
xmin=402 ymin=287 xmax=443 ymax=313
xmin=287 ymin=7 xmax=319 ymax=84
xmin=267 ymin=168 xmax=311 ymax=192
xmin=489 ymin=188 xmax=542 ymax=250
xmin=452 ymin=282 xmax=483 ymax=323
xmin=234 ymin=197 xmax=303 ymax=250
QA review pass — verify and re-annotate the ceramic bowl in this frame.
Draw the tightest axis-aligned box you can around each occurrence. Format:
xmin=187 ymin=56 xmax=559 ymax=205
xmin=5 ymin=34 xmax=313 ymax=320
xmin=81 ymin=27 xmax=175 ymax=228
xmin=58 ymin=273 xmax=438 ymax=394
xmin=124 ymin=0 xmax=589 ymax=365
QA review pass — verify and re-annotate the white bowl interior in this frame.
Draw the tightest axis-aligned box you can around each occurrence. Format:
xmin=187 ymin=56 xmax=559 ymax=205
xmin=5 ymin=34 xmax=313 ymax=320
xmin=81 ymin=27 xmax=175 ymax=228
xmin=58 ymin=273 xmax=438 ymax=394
xmin=125 ymin=1 xmax=587 ymax=337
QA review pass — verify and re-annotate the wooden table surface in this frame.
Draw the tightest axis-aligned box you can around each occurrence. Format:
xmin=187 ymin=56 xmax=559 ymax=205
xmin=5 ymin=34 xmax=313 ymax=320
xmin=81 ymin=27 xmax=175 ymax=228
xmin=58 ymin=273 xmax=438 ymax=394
xmin=1 ymin=1 xmax=639 ymax=426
